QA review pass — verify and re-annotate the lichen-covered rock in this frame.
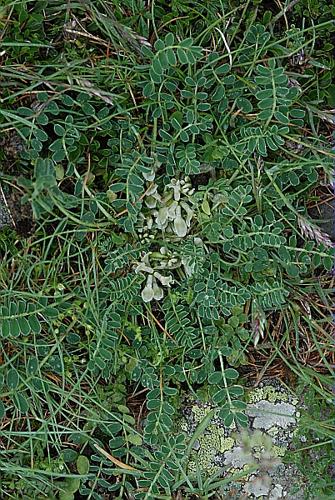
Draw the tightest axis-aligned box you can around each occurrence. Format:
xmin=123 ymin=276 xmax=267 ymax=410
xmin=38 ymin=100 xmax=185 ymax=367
xmin=181 ymin=380 xmax=306 ymax=499
xmin=246 ymin=400 xmax=297 ymax=430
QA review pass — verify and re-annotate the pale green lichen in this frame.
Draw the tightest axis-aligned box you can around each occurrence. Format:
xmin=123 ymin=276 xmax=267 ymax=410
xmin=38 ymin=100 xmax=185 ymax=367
xmin=246 ymin=400 xmax=297 ymax=430
xmin=247 ymin=385 xmax=289 ymax=404
xmin=191 ymin=404 xmax=211 ymax=420
xmin=271 ymin=444 xmax=286 ymax=458
xmin=187 ymin=423 xmax=227 ymax=475
xmin=220 ymin=436 xmax=235 ymax=453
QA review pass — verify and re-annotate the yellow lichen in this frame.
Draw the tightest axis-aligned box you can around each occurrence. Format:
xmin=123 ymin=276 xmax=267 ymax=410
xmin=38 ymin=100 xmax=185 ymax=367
xmin=271 ymin=444 xmax=286 ymax=457
xmin=247 ymin=386 xmax=289 ymax=404
xmin=219 ymin=436 xmax=235 ymax=453
xmin=191 ymin=405 xmax=211 ymax=420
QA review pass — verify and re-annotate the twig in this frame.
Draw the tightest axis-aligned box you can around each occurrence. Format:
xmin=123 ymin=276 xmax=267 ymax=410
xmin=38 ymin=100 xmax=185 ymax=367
xmin=146 ymin=308 xmax=175 ymax=342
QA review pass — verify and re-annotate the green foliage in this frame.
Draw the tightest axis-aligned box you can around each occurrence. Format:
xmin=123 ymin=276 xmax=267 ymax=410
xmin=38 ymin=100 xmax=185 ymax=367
xmin=146 ymin=34 xmax=203 ymax=84
xmin=287 ymin=384 xmax=335 ymax=499
xmin=0 ymin=299 xmax=41 ymax=337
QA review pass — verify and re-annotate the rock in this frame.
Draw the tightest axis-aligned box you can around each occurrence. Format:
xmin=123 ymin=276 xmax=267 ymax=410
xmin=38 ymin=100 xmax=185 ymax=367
xmin=246 ymin=400 xmax=297 ymax=430
xmin=244 ymin=475 xmax=272 ymax=497
xmin=180 ymin=380 xmax=306 ymax=499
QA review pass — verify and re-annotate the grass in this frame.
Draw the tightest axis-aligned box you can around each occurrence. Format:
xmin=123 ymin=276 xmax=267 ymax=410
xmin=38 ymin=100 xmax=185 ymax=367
xmin=0 ymin=0 xmax=334 ymax=498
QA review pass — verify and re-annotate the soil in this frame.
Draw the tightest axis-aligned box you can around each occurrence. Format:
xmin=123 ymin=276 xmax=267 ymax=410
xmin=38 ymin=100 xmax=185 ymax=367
xmin=0 ymin=189 xmax=11 ymax=229
xmin=309 ymin=198 xmax=335 ymax=241
xmin=0 ymin=131 xmax=34 ymax=236
xmin=0 ymin=186 xmax=34 ymax=237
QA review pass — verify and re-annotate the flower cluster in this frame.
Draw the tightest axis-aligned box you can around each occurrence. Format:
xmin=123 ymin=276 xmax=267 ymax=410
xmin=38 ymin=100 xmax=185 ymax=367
xmin=135 ymin=243 xmax=200 ymax=302
xmin=135 ymin=249 xmax=175 ymax=302
xmin=138 ymin=177 xmax=195 ymax=240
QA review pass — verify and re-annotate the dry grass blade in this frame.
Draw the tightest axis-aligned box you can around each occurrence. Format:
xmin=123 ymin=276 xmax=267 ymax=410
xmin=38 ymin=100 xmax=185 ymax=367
xmin=297 ymin=215 xmax=333 ymax=248
xmin=75 ymin=79 xmax=114 ymax=105
xmin=93 ymin=443 xmax=138 ymax=471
